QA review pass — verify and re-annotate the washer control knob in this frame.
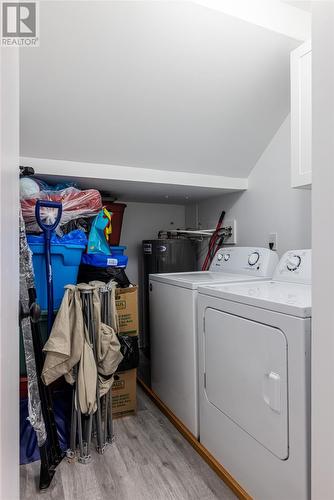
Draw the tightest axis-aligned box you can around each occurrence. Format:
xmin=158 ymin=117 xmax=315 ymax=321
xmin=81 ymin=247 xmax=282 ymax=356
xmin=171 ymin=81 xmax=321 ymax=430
xmin=248 ymin=252 xmax=260 ymax=266
xmin=217 ymin=254 xmax=223 ymax=261
xmin=223 ymin=254 xmax=230 ymax=262
xmin=287 ymin=255 xmax=301 ymax=271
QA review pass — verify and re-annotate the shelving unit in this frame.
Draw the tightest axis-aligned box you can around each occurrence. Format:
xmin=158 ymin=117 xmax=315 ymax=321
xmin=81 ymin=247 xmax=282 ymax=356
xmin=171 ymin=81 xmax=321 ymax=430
xmin=20 ymin=157 xmax=248 ymax=204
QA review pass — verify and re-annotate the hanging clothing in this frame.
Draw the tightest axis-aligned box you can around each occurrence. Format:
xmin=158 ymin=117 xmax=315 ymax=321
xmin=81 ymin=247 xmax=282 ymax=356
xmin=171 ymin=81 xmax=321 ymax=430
xmin=86 ymin=281 xmax=122 ymax=398
xmin=41 ymin=285 xmax=85 ymax=387
xmin=89 ymin=280 xmax=119 ymax=333
xmin=42 ymin=283 xmax=123 ymax=414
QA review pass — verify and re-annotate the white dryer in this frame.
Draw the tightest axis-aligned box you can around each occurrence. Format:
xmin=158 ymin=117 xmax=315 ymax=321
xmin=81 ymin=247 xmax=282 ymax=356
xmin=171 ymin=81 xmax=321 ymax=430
xmin=149 ymin=247 xmax=278 ymax=437
xmin=197 ymin=249 xmax=311 ymax=500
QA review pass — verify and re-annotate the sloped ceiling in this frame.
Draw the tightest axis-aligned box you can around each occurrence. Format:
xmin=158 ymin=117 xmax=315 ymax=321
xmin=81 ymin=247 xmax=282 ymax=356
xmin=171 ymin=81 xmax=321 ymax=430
xmin=20 ymin=1 xmax=300 ymax=178
xmin=282 ymin=1 xmax=312 ymax=11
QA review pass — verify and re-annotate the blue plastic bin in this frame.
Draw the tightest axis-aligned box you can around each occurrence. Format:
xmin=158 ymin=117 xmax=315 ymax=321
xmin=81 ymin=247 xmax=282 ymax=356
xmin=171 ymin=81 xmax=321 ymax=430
xmin=81 ymin=246 xmax=129 ymax=269
xmin=28 ymin=240 xmax=86 ymax=310
xmin=81 ymin=245 xmax=128 ymax=269
xmin=110 ymin=246 xmax=128 ymax=268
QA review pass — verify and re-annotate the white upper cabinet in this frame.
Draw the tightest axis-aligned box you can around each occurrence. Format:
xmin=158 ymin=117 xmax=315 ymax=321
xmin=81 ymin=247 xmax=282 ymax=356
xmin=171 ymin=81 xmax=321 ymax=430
xmin=291 ymin=40 xmax=312 ymax=188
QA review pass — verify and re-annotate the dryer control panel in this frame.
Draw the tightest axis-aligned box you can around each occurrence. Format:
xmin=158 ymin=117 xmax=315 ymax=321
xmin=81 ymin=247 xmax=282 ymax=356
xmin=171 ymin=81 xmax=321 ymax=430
xmin=210 ymin=247 xmax=278 ymax=278
xmin=273 ymin=249 xmax=311 ymax=284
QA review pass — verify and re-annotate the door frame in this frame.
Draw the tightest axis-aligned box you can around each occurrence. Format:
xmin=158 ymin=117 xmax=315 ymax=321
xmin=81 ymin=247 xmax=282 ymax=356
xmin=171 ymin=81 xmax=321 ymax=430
xmin=311 ymin=3 xmax=334 ymax=499
xmin=1 ymin=3 xmax=334 ymax=499
xmin=0 ymin=47 xmax=20 ymax=499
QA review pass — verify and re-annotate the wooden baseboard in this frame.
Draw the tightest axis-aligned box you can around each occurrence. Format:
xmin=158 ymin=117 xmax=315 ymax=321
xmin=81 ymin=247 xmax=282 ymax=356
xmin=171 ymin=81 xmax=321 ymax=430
xmin=137 ymin=378 xmax=252 ymax=500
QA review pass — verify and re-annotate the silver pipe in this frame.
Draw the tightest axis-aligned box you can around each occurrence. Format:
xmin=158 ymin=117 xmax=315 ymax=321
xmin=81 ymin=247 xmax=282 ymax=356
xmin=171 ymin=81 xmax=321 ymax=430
xmin=66 ymin=367 xmax=78 ymax=460
xmin=88 ymin=291 xmax=104 ymax=454
xmin=78 ymin=290 xmax=94 ymax=464
xmin=107 ymin=388 xmax=114 ymax=443
xmin=76 ymin=388 xmax=84 ymax=461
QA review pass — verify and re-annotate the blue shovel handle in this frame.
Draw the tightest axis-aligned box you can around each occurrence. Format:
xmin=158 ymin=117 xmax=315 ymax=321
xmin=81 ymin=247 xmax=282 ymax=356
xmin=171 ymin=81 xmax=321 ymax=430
xmin=35 ymin=200 xmax=63 ymax=335
xmin=35 ymin=200 xmax=63 ymax=234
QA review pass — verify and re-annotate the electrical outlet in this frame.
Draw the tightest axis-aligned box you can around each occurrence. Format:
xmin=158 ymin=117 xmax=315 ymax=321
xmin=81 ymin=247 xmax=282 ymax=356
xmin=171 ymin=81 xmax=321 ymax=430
xmin=269 ymin=232 xmax=278 ymax=251
xmin=222 ymin=219 xmax=237 ymax=245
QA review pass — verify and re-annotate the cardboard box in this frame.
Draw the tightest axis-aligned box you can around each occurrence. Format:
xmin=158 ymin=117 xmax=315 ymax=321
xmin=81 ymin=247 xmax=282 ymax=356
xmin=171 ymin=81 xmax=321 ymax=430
xmin=115 ymin=286 xmax=138 ymax=336
xmin=112 ymin=369 xmax=137 ymax=418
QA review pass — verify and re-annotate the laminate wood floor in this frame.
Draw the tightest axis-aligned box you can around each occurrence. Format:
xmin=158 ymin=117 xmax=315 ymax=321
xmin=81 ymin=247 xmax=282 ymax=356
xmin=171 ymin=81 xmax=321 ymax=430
xmin=20 ymin=386 xmax=237 ymax=500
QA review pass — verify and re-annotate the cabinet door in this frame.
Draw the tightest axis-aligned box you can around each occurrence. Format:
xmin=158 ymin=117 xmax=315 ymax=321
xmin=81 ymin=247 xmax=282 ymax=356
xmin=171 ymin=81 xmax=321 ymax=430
xmin=291 ymin=40 xmax=312 ymax=188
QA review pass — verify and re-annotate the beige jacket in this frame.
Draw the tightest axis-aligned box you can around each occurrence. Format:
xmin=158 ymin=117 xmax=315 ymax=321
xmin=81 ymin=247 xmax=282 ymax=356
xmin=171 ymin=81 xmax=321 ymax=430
xmin=42 ymin=283 xmax=123 ymax=414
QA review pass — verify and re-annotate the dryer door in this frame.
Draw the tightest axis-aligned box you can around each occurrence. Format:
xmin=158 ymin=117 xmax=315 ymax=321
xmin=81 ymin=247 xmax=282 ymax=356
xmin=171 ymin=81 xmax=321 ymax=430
xmin=204 ymin=308 xmax=288 ymax=459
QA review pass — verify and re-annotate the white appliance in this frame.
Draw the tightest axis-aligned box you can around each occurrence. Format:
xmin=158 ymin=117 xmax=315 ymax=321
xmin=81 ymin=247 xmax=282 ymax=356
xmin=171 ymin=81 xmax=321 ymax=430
xmin=149 ymin=247 xmax=278 ymax=437
xmin=197 ymin=249 xmax=311 ymax=500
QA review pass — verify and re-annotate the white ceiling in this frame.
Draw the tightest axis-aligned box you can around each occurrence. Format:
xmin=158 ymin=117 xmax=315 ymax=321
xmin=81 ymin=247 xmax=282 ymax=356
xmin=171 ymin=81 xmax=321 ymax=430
xmin=20 ymin=1 xmax=300 ymax=182
xmin=282 ymin=1 xmax=312 ymax=12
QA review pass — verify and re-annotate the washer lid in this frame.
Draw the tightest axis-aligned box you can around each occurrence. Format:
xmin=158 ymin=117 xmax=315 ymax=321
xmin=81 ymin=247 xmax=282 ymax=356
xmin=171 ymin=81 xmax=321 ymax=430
xmin=198 ymin=281 xmax=311 ymax=318
xmin=149 ymin=271 xmax=267 ymax=290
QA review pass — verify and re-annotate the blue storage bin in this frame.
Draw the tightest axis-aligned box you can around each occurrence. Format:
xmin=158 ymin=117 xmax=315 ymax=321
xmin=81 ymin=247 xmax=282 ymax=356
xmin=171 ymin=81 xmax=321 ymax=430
xmin=110 ymin=245 xmax=126 ymax=254
xmin=81 ymin=246 xmax=128 ymax=269
xmin=110 ymin=245 xmax=128 ymax=268
xmin=28 ymin=240 xmax=86 ymax=309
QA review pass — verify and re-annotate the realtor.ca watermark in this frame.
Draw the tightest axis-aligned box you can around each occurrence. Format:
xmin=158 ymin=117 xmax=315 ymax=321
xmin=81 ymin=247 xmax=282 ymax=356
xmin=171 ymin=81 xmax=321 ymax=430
xmin=1 ymin=1 xmax=39 ymax=46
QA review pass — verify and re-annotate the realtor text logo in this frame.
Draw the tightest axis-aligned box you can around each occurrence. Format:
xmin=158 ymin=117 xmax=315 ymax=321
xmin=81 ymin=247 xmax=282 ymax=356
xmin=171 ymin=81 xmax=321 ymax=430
xmin=1 ymin=2 xmax=39 ymax=46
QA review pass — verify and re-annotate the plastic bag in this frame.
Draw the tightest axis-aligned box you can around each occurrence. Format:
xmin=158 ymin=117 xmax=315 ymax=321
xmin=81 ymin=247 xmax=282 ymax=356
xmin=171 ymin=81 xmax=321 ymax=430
xmin=20 ymin=177 xmax=48 ymax=200
xmin=61 ymin=216 xmax=95 ymax=235
xmin=77 ymin=265 xmax=131 ymax=288
xmin=21 ymin=186 xmax=102 ymax=233
xmin=20 ymin=388 xmax=72 ymax=465
xmin=87 ymin=210 xmax=111 ymax=255
xmin=117 ymin=335 xmax=139 ymax=372
xmin=103 ymin=208 xmax=112 ymax=243
xmin=27 ymin=229 xmax=88 ymax=247
xmin=43 ymin=181 xmax=78 ymax=191
xmin=19 ymin=210 xmax=47 ymax=448
xmin=20 ymin=176 xmax=77 ymax=200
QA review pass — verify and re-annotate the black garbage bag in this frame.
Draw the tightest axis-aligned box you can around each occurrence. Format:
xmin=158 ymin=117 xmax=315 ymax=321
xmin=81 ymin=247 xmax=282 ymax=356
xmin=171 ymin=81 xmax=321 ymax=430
xmin=77 ymin=264 xmax=131 ymax=288
xmin=61 ymin=216 xmax=95 ymax=235
xmin=117 ymin=335 xmax=139 ymax=372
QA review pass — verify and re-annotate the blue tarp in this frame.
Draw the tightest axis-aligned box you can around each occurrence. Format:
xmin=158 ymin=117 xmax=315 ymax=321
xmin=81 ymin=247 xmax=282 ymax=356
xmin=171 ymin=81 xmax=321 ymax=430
xmin=27 ymin=229 xmax=87 ymax=247
xmin=20 ymin=388 xmax=72 ymax=465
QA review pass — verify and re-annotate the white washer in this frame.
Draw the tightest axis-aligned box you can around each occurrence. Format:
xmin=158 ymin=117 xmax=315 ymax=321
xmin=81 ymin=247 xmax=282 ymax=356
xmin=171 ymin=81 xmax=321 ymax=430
xmin=149 ymin=247 xmax=278 ymax=437
xmin=197 ymin=249 xmax=311 ymax=500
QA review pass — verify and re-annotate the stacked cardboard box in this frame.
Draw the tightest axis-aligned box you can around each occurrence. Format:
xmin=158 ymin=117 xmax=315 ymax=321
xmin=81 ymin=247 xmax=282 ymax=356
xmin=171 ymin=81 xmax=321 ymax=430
xmin=112 ymin=286 xmax=138 ymax=418
xmin=112 ymin=369 xmax=137 ymax=418
xmin=115 ymin=286 xmax=139 ymax=336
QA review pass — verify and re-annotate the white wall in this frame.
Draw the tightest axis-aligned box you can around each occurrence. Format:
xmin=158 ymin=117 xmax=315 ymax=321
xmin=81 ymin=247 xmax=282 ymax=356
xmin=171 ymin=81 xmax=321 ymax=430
xmin=187 ymin=115 xmax=311 ymax=259
xmin=119 ymin=201 xmax=186 ymax=285
xmin=0 ymin=49 xmax=19 ymax=499
xmin=118 ymin=201 xmax=185 ymax=334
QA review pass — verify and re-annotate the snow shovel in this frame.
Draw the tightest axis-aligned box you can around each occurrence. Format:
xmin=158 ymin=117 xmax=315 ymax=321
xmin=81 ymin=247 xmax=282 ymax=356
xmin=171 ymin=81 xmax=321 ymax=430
xmin=35 ymin=199 xmax=63 ymax=334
